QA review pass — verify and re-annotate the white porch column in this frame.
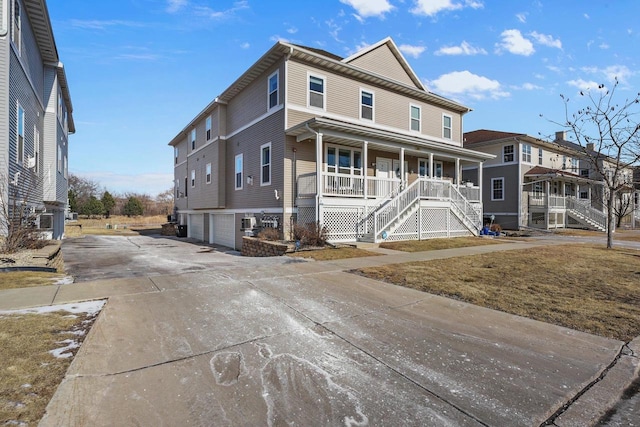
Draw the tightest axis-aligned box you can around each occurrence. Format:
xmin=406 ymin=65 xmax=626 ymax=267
xmin=363 ymin=141 xmax=368 ymax=199
xmin=429 ymin=153 xmax=434 ymax=179
xmin=545 ymin=180 xmax=550 ymax=229
xmin=478 ymin=161 xmax=483 ymax=200
xmin=455 ymin=158 xmax=461 ymax=186
xmin=400 ymin=147 xmax=405 ymax=187
xmin=315 ymin=133 xmax=323 ymax=224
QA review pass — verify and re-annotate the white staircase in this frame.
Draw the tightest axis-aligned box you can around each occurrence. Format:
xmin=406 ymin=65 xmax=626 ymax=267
xmin=566 ymin=197 xmax=607 ymax=232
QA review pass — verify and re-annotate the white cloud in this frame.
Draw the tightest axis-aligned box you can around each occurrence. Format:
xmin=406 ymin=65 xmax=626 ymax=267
xmin=69 ymin=20 xmax=147 ymax=30
xmin=584 ymin=13 xmax=590 ymax=19
xmin=326 ymin=19 xmax=343 ymax=42
xmin=240 ymin=42 xmax=250 ymax=49
xmin=270 ymin=35 xmax=290 ymax=43
xmin=75 ymin=172 xmax=175 ymax=197
xmin=346 ymin=41 xmax=372 ymax=56
xmin=599 ymin=42 xmax=610 ymax=50
xmin=287 ymin=27 xmax=298 ymax=34
xmin=567 ymin=79 xmax=603 ymax=92
xmin=546 ymin=65 xmax=561 ymax=73
xmin=411 ymin=0 xmax=483 ymax=17
xmin=194 ymin=1 xmax=249 ymax=19
xmin=516 ymin=12 xmax=527 ymax=23
xmin=520 ymin=82 xmax=542 ymax=90
xmin=435 ymin=41 xmax=487 ymax=56
xmin=582 ymin=65 xmax=634 ymax=84
xmin=339 ymin=0 xmax=393 ymax=18
xmin=428 ymin=70 xmax=509 ymax=100
xmin=166 ymin=0 xmax=187 ymax=13
xmin=399 ymin=44 xmax=426 ymax=58
xmin=496 ymin=29 xmax=534 ymax=56
xmin=530 ymin=31 xmax=562 ymax=49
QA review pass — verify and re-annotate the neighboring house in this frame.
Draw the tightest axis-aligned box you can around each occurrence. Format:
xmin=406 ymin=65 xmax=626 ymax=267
xmin=0 ymin=0 xmax=75 ymax=239
xmin=463 ymin=129 xmax=634 ymax=231
xmin=169 ymin=38 xmax=492 ymax=250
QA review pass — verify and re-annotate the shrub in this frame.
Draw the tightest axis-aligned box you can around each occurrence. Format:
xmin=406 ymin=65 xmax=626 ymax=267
xmin=293 ymin=221 xmax=328 ymax=247
xmin=257 ymin=227 xmax=280 ymax=241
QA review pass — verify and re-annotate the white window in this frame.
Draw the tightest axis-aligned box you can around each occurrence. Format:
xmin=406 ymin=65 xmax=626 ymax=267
xmin=16 ymin=103 xmax=24 ymax=163
xmin=360 ymin=89 xmax=373 ymax=121
xmin=57 ymin=146 xmax=62 ymax=173
xmin=174 ymin=147 xmax=178 ymax=164
xmin=410 ymin=105 xmax=421 ymax=132
xmin=503 ymin=145 xmax=514 ymax=162
xmin=206 ymin=163 xmax=211 ymax=184
xmin=191 ymin=170 xmax=195 ymax=187
xmin=491 ymin=178 xmax=504 ymax=201
xmin=12 ymin=0 xmax=21 ymax=54
xmin=261 ymin=143 xmax=271 ymax=186
xmin=326 ymin=146 xmax=362 ymax=176
xmin=64 ymin=155 xmax=68 ymax=179
xmin=235 ymin=154 xmax=243 ymax=190
xmin=442 ymin=114 xmax=452 ymax=139
xmin=308 ymin=75 xmax=325 ymax=109
xmin=571 ymin=158 xmax=578 ymax=172
xmin=580 ymin=169 xmax=589 ymax=177
xmin=34 ymin=126 xmax=40 ymax=174
xmin=538 ymin=148 xmax=543 ymax=165
xmin=190 ymin=129 xmax=196 ymax=150
xmin=522 ymin=144 xmax=532 ymax=163
xmin=417 ymin=159 xmax=443 ymax=178
xmin=268 ymin=71 xmax=279 ymax=110
xmin=206 ymin=116 xmax=212 ymax=140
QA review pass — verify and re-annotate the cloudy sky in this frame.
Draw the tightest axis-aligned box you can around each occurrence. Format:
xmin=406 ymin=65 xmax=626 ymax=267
xmin=47 ymin=0 xmax=639 ymax=195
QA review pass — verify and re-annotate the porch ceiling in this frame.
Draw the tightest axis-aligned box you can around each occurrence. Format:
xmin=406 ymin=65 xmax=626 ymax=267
xmin=287 ymin=117 xmax=494 ymax=163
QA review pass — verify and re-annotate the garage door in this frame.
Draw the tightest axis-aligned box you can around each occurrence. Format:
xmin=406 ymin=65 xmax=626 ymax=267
xmin=210 ymin=214 xmax=235 ymax=248
xmin=188 ymin=214 xmax=204 ymax=241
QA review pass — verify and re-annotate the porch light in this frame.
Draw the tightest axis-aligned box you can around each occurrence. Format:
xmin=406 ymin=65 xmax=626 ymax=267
xmin=247 ymin=176 xmax=253 ymax=185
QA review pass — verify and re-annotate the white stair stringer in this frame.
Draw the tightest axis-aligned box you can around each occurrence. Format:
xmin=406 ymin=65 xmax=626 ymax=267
xmin=565 ymin=197 xmax=607 ymax=232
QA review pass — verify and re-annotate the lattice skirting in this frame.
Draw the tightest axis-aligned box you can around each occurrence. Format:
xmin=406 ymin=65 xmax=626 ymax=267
xmin=296 ymin=206 xmax=317 ymax=226
xmin=322 ymin=205 xmax=366 ymax=242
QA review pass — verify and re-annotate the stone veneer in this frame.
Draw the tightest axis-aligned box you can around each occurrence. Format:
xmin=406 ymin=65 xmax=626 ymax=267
xmin=241 ymin=236 xmax=289 ymax=257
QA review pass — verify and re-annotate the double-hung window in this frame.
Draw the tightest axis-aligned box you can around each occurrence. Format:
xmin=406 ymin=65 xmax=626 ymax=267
xmin=410 ymin=105 xmax=421 ymax=132
xmin=326 ymin=146 xmax=362 ymax=176
xmin=34 ymin=126 xmax=40 ymax=174
xmin=418 ymin=159 xmax=428 ymax=177
xmin=571 ymin=158 xmax=578 ymax=172
xmin=206 ymin=163 xmax=212 ymax=184
xmin=442 ymin=114 xmax=452 ymax=139
xmin=12 ymin=0 xmax=21 ymax=54
xmin=360 ymin=90 xmax=373 ymax=121
xmin=309 ymin=75 xmax=325 ymax=109
xmin=174 ymin=147 xmax=179 ymax=164
xmin=191 ymin=170 xmax=195 ymax=188
xmin=205 ymin=116 xmax=211 ymax=141
xmin=261 ymin=143 xmax=271 ymax=186
xmin=268 ymin=71 xmax=279 ymax=110
xmin=538 ymin=148 xmax=543 ymax=165
xmin=190 ymin=129 xmax=196 ymax=150
xmin=16 ymin=103 xmax=24 ymax=164
xmin=503 ymin=145 xmax=514 ymax=162
xmin=491 ymin=178 xmax=504 ymax=201
xmin=522 ymin=144 xmax=532 ymax=163
xmin=235 ymin=154 xmax=243 ymax=190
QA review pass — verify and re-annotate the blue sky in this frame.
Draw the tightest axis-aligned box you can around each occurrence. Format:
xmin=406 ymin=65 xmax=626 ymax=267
xmin=46 ymin=0 xmax=639 ymax=196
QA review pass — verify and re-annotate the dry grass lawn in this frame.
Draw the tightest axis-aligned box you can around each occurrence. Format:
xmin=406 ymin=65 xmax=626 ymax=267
xmin=379 ymin=236 xmax=501 ymax=252
xmin=0 ymin=272 xmax=68 ymax=291
xmin=354 ymin=244 xmax=640 ymax=342
xmin=288 ymin=247 xmax=382 ymax=261
xmin=0 ymin=311 xmax=95 ymax=425
xmin=73 ymin=215 xmax=166 ymax=236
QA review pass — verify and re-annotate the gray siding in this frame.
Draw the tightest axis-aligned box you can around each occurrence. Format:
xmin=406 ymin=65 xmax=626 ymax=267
xmin=0 ymin=35 xmax=10 ymax=219
xmin=186 ymin=139 xmax=226 ymax=209
xmin=482 ymin=164 xmax=520 ymax=218
xmin=346 ymin=44 xmax=417 ymax=88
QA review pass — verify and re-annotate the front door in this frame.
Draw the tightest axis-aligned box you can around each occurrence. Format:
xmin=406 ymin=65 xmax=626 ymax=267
xmin=376 ymin=158 xmax=392 ymax=178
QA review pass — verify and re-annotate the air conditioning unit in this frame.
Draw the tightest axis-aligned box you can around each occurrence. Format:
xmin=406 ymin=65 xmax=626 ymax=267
xmin=241 ymin=217 xmax=256 ymax=230
xmin=25 ymin=156 xmax=36 ymax=169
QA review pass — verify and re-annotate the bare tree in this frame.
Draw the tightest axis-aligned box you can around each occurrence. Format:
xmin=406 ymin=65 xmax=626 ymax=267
xmin=0 ymin=171 xmax=46 ymax=253
xmin=548 ymin=79 xmax=640 ymax=248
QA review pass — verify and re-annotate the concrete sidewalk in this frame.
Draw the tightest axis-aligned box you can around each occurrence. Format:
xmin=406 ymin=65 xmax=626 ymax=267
xmin=2 ymin=236 xmax=639 ymax=425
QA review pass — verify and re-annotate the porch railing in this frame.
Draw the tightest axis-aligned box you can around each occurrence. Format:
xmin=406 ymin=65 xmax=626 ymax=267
xmin=565 ymin=197 xmax=607 ymax=230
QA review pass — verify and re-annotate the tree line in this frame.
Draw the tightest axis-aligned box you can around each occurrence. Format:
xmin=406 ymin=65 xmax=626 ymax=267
xmin=68 ymin=174 xmax=173 ymax=218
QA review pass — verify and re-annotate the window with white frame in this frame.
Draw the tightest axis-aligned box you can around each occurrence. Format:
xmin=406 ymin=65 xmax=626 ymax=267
xmin=34 ymin=126 xmax=40 ymax=174
xmin=261 ymin=142 xmax=271 ymax=185
xmin=190 ymin=129 xmax=196 ymax=150
xmin=326 ymin=146 xmax=362 ymax=176
xmin=418 ymin=159 xmax=443 ymax=178
xmin=268 ymin=71 xmax=279 ymax=110
xmin=410 ymin=105 xmax=421 ymax=132
xmin=360 ymin=90 xmax=373 ymax=121
xmin=16 ymin=103 xmax=24 ymax=163
xmin=235 ymin=154 xmax=243 ymax=190
xmin=64 ymin=155 xmax=68 ymax=179
xmin=503 ymin=145 xmax=514 ymax=162
xmin=580 ymin=168 xmax=589 ymax=177
xmin=57 ymin=146 xmax=62 ymax=173
xmin=191 ymin=170 xmax=195 ymax=188
xmin=491 ymin=177 xmax=504 ymax=201
xmin=538 ymin=148 xmax=543 ymax=165
xmin=562 ymin=155 xmax=567 ymax=170
xmin=309 ymin=75 xmax=325 ymax=109
xmin=206 ymin=163 xmax=211 ymax=184
xmin=174 ymin=147 xmax=179 ymax=164
xmin=184 ymin=176 xmax=188 ymax=197
xmin=522 ymin=144 xmax=532 ymax=163
xmin=206 ymin=116 xmax=212 ymax=140
xmin=442 ymin=114 xmax=452 ymax=139
xmin=571 ymin=158 xmax=578 ymax=172
xmin=12 ymin=0 xmax=21 ymax=54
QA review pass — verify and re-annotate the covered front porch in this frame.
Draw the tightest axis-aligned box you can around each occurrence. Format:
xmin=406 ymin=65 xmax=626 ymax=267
xmin=287 ymin=117 xmax=493 ymax=242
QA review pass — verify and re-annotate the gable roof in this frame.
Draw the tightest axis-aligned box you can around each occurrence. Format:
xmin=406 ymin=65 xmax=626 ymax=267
xmin=464 ymin=129 xmax=526 ymax=145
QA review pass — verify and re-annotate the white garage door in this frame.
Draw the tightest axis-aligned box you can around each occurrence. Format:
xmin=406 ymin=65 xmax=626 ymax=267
xmin=210 ymin=214 xmax=235 ymax=248
xmin=188 ymin=214 xmax=204 ymax=241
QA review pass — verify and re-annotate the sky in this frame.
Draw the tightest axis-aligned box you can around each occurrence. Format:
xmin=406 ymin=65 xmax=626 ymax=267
xmin=45 ymin=0 xmax=640 ymax=196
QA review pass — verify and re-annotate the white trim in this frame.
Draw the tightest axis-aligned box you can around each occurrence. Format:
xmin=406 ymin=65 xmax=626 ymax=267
xmin=307 ymin=72 xmax=326 ymax=111
xmin=174 ymin=159 xmax=187 ymax=168
xmin=186 ymin=136 xmax=221 ymax=158
xmin=205 ymin=115 xmax=212 ymax=141
xmin=491 ymin=177 xmax=505 ymax=201
xmin=502 ymin=144 xmax=516 ymax=163
xmin=409 ymin=103 xmax=421 ymax=133
xmin=177 ymin=207 xmax=285 ymax=215
xmin=16 ymin=101 xmax=24 ymax=164
xmin=521 ymin=142 xmax=532 ymax=164
xmin=226 ymin=105 xmax=283 ymax=140
xmin=190 ymin=128 xmax=196 ymax=151
xmin=234 ymin=153 xmax=243 ymax=190
xmin=267 ymin=70 xmax=279 ymax=111
xmin=206 ymin=162 xmax=212 ymax=184
xmin=442 ymin=113 xmax=452 ymax=140
xmin=260 ymin=142 xmax=271 ymax=186
xmin=325 ymin=144 xmax=363 ymax=176
xmin=359 ymin=88 xmax=374 ymax=122
xmin=190 ymin=169 xmax=196 ymax=188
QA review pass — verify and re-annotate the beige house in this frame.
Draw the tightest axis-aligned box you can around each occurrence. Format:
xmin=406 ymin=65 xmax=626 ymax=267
xmin=463 ymin=130 xmax=635 ymax=231
xmin=169 ymin=38 xmax=493 ymax=249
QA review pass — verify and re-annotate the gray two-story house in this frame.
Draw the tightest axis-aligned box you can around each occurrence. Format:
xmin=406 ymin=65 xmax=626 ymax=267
xmin=1 ymin=0 xmax=74 ymax=239
xmin=169 ymin=38 xmax=493 ymax=250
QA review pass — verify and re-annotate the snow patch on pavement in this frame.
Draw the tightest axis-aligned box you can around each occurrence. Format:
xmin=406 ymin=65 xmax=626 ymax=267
xmin=0 ymin=300 xmax=106 ymax=316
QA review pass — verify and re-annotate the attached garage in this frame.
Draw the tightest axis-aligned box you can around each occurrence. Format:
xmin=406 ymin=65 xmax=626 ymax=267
xmin=210 ymin=214 xmax=236 ymax=249
xmin=188 ymin=214 xmax=205 ymax=241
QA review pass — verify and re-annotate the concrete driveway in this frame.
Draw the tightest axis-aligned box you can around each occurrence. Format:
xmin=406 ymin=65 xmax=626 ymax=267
xmin=37 ymin=235 xmax=638 ymax=426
